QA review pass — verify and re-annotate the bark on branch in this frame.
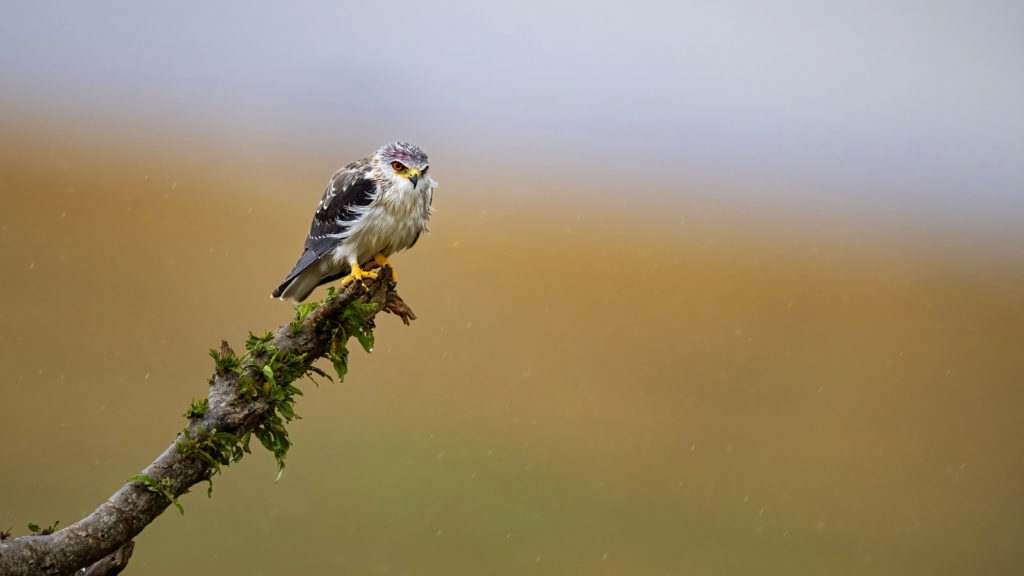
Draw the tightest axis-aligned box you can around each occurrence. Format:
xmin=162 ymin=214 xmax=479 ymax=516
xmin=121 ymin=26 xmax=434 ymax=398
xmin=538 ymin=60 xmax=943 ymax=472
xmin=0 ymin=268 xmax=413 ymax=576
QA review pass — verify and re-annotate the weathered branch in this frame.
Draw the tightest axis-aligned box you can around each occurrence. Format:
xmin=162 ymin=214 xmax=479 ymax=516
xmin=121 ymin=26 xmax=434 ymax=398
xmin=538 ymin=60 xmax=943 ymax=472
xmin=0 ymin=267 xmax=412 ymax=576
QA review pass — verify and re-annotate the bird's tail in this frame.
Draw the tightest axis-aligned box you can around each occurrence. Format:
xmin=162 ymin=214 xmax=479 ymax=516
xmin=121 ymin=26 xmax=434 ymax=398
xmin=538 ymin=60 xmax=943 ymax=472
xmin=271 ymin=249 xmax=325 ymax=302
xmin=271 ymin=269 xmax=321 ymax=302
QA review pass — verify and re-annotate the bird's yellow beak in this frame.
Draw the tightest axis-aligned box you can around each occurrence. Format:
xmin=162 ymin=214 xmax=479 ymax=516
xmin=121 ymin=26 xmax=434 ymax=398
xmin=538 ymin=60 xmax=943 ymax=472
xmin=407 ymin=169 xmax=420 ymax=188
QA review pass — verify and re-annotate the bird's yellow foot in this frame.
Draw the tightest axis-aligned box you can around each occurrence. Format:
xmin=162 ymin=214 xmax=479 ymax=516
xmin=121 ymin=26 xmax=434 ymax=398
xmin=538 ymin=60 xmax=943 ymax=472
xmin=340 ymin=262 xmax=378 ymax=287
xmin=365 ymin=252 xmax=398 ymax=282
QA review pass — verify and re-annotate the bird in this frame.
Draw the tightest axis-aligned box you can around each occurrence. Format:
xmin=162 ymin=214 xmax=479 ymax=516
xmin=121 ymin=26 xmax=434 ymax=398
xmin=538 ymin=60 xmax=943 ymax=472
xmin=271 ymin=141 xmax=435 ymax=302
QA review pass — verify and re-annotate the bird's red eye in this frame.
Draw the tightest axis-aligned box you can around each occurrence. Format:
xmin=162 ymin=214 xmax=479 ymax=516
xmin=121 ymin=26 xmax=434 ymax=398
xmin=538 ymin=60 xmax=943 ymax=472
xmin=391 ymin=161 xmax=405 ymax=171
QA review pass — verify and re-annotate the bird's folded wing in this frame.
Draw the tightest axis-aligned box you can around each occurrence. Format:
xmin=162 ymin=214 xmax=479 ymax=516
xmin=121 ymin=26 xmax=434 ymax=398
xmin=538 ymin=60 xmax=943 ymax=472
xmin=304 ymin=158 xmax=378 ymax=259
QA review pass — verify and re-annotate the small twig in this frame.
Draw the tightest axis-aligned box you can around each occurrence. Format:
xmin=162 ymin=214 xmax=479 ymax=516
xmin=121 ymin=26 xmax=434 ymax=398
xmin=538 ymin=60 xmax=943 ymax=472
xmin=79 ymin=541 xmax=133 ymax=576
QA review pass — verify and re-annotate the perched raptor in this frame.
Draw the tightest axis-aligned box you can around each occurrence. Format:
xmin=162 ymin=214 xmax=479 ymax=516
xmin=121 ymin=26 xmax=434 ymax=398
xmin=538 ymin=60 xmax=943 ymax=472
xmin=271 ymin=141 xmax=435 ymax=302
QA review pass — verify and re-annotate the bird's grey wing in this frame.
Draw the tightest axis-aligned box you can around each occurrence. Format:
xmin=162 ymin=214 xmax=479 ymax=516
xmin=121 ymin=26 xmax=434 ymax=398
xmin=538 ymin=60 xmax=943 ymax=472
xmin=271 ymin=159 xmax=377 ymax=297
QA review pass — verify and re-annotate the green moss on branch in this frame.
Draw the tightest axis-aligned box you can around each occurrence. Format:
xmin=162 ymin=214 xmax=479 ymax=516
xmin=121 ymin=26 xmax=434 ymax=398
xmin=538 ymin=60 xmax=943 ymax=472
xmin=0 ymin=266 xmax=414 ymax=576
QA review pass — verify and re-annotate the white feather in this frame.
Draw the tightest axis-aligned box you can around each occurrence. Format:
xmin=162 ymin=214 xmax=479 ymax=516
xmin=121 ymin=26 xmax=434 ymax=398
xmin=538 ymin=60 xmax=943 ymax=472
xmin=332 ymin=174 xmax=435 ymax=268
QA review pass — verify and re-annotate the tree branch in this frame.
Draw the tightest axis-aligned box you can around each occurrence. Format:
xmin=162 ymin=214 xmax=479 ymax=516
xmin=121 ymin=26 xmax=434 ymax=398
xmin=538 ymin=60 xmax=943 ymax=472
xmin=0 ymin=267 xmax=412 ymax=576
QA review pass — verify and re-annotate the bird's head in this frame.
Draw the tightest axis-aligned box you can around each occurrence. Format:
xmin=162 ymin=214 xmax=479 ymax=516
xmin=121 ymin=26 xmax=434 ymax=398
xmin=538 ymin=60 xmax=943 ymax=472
xmin=373 ymin=141 xmax=431 ymax=191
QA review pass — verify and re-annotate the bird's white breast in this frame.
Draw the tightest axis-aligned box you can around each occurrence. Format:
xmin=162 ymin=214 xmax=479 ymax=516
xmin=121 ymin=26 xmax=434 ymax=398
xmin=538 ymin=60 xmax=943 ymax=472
xmin=332 ymin=176 xmax=434 ymax=267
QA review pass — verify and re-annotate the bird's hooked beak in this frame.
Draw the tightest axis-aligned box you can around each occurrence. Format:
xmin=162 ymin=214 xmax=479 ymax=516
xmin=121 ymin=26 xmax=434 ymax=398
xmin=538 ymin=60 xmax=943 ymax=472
xmin=408 ymin=171 xmax=420 ymax=188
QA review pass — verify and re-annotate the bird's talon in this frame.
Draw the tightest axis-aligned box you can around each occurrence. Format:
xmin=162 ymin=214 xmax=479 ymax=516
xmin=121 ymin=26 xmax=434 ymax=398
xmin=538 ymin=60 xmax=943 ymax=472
xmin=371 ymin=253 xmax=398 ymax=282
xmin=340 ymin=263 xmax=378 ymax=287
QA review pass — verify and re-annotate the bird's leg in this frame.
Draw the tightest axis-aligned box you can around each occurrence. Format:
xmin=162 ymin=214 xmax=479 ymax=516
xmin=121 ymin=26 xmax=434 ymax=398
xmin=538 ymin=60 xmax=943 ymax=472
xmin=340 ymin=261 xmax=379 ymax=287
xmin=366 ymin=252 xmax=397 ymax=282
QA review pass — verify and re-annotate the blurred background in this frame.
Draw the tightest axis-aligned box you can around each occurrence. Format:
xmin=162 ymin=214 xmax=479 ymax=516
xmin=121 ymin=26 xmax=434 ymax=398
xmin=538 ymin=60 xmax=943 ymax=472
xmin=2 ymin=1 xmax=1023 ymax=574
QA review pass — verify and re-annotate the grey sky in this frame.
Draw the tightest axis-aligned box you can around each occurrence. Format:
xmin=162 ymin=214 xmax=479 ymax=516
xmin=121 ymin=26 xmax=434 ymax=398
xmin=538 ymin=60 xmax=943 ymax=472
xmin=2 ymin=1 xmax=1022 ymax=230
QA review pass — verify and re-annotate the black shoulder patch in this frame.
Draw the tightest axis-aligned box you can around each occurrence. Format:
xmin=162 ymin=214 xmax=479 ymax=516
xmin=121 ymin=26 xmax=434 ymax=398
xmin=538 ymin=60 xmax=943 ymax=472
xmin=304 ymin=160 xmax=377 ymax=258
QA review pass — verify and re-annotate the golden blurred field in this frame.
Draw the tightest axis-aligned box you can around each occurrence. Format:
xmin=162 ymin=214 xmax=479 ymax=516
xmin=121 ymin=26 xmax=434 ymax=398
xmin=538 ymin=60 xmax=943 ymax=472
xmin=2 ymin=127 xmax=1023 ymax=575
